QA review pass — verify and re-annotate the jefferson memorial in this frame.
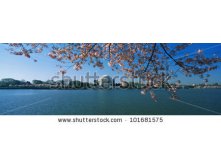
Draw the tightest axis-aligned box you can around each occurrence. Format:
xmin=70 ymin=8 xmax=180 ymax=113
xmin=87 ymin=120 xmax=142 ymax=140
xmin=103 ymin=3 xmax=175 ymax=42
xmin=98 ymin=75 xmax=113 ymax=88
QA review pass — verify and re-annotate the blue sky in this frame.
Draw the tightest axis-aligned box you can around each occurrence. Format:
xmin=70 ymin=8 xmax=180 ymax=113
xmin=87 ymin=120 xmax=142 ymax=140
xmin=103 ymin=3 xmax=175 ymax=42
xmin=0 ymin=44 xmax=120 ymax=83
xmin=0 ymin=43 xmax=220 ymax=84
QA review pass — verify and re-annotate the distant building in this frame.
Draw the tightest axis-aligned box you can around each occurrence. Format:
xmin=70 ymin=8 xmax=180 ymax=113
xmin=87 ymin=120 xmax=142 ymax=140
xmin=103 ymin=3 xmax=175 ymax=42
xmin=120 ymin=81 xmax=129 ymax=88
xmin=98 ymin=75 xmax=113 ymax=88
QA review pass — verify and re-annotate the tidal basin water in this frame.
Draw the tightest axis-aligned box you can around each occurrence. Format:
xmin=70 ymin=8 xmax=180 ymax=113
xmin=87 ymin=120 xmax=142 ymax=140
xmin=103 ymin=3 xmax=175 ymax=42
xmin=0 ymin=89 xmax=221 ymax=115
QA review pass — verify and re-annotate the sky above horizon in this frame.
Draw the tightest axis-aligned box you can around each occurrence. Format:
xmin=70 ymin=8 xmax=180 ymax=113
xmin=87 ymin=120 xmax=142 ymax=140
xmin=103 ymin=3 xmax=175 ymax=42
xmin=0 ymin=43 xmax=221 ymax=84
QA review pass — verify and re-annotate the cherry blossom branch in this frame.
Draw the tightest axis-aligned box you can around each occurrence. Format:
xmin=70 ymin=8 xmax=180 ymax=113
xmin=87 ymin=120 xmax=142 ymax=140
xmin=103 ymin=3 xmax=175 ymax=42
xmin=85 ymin=43 xmax=97 ymax=56
xmin=160 ymin=43 xmax=187 ymax=70
xmin=144 ymin=43 xmax=156 ymax=72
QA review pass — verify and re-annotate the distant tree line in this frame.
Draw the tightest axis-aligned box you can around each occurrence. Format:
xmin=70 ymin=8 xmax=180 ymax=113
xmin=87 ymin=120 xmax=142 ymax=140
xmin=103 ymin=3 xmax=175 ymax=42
xmin=0 ymin=78 xmax=147 ymax=89
xmin=0 ymin=78 xmax=220 ymax=89
xmin=0 ymin=78 xmax=92 ymax=89
xmin=0 ymin=78 xmax=31 ymax=87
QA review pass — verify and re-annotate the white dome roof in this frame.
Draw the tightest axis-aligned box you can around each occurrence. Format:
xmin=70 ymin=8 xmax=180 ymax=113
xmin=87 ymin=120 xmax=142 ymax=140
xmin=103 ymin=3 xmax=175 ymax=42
xmin=99 ymin=75 xmax=112 ymax=82
xmin=98 ymin=75 xmax=113 ymax=87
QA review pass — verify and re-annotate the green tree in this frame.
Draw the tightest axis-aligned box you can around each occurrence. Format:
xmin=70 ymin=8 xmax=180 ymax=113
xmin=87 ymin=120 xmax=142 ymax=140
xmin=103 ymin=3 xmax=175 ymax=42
xmin=32 ymin=80 xmax=44 ymax=84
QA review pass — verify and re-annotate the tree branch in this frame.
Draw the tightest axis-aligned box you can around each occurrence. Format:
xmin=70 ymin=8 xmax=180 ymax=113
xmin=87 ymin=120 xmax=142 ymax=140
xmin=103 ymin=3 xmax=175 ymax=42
xmin=144 ymin=43 xmax=157 ymax=72
xmin=85 ymin=43 xmax=97 ymax=56
xmin=160 ymin=43 xmax=187 ymax=70
xmin=109 ymin=43 xmax=111 ymax=59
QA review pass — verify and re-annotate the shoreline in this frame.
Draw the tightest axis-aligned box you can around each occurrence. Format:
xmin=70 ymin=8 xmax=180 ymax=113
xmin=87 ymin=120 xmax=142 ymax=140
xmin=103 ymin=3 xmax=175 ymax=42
xmin=0 ymin=87 xmax=221 ymax=90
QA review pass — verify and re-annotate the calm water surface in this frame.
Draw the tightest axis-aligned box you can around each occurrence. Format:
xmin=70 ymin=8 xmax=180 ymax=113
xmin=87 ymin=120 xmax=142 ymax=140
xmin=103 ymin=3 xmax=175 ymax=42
xmin=0 ymin=89 xmax=220 ymax=115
